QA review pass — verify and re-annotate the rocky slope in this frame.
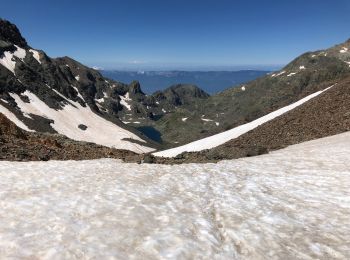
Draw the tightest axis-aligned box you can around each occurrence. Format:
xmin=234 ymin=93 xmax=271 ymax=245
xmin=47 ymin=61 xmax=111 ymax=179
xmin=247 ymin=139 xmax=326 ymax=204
xmin=0 ymin=113 xmax=136 ymax=161
xmin=0 ymin=19 xmax=164 ymax=153
xmin=0 ymin=19 xmax=219 ymax=150
xmin=1 ymin=18 xmax=350 ymax=160
xmin=151 ymin=76 xmax=350 ymax=163
xmin=147 ymin=39 xmax=350 ymax=146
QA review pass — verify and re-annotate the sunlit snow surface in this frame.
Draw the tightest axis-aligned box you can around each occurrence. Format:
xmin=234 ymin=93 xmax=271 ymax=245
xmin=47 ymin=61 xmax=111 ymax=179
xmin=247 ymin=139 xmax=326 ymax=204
xmin=0 ymin=132 xmax=350 ymax=259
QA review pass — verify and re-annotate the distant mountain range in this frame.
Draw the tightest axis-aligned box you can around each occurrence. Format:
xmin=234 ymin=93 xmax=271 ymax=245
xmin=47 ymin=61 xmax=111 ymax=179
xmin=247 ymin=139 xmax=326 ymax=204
xmin=100 ymin=70 xmax=270 ymax=94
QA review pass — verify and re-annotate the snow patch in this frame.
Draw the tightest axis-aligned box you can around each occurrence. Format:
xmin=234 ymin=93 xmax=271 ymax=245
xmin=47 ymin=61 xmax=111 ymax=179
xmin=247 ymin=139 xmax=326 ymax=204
xmin=72 ymin=86 xmax=84 ymax=101
xmin=95 ymin=97 xmax=104 ymax=103
xmin=0 ymin=103 xmax=33 ymax=132
xmin=182 ymin=117 xmax=188 ymax=122
xmin=154 ymin=86 xmax=334 ymax=157
xmin=271 ymin=71 xmax=286 ymax=77
xmin=9 ymin=91 xmax=153 ymax=153
xmin=0 ymin=45 xmax=27 ymax=75
xmin=29 ymin=49 xmax=41 ymax=64
xmin=340 ymin=47 xmax=348 ymax=53
xmin=287 ymin=72 xmax=297 ymax=77
xmin=241 ymin=86 xmax=246 ymax=91
xmin=299 ymin=65 xmax=305 ymax=70
xmin=120 ymin=92 xmax=132 ymax=111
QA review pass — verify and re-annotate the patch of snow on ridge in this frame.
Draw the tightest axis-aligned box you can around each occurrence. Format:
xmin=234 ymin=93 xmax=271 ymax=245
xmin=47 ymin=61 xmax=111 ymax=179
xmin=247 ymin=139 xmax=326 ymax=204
xmin=0 ymin=132 xmax=350 ymax=258
xmin=0 ymin=103 xmax=33 ymax=132
xmin=75 ymin=75 xmax=80 ymax=81
xmin=95 ymin=97 xmax=104 ymax=103
xmin=299 ymin=65 xmax=305 ymax=70
xmin=287 ymin=72 xmax=297 ymax=77
xmin=241 ymin=86 xmax=246 ymax=91
xmin=340 ymin=47 xmax=348 ymax=53
xmin=0 ymin=45 xmax=26 ymax=75
xmin=29 ymin=49 xmax=41 ymax=64
xmin=9 ymin=90 xmax=154 ymax=153
xmin=120 ymin=92 xmax=132 ymax=111
xmin=154 ymin=86 xmax=334 ymax=157
xmin=72 ymin=86 xmax=85 ymax=101
xmin=182 ymin=117 xmax=188 ymax=122
xmin=271 ymin=70 xmax=286 ymax=77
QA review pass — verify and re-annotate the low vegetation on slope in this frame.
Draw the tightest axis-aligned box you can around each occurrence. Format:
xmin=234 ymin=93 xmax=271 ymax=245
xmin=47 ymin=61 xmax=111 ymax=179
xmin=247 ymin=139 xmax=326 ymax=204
xmin=147 ymin=40 xmax=350 ymax=146
xmin=152 ymin=77 xmax=350 ymax=163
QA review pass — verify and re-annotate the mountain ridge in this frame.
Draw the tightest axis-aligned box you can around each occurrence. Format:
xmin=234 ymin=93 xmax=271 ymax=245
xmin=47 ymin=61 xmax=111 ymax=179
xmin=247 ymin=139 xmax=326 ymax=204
xmin=1 ymin=18 xmax=350 ymax=161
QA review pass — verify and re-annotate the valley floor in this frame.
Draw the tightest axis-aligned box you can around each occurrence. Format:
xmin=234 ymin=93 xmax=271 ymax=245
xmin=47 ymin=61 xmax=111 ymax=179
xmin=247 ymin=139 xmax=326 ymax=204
xmin=0 ymin=132 xmax=350 ymax=259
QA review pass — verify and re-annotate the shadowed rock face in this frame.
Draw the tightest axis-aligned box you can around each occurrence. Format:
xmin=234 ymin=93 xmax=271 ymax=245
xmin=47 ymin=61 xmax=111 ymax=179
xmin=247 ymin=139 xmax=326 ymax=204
xmin=0 ymin=19 xmax=27 ymax=48
xmin=153 ymin=84 xmax=209 ymax=106
xmin=0 ymin=112 xmax=27 ymax=139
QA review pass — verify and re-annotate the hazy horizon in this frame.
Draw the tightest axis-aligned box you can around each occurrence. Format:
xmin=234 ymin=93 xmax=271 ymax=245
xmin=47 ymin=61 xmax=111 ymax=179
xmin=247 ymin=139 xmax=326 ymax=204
xmin=1 ymin=0 xmax=349 ymax=71
xmin=96 ymin=64 xmax=282 ymax=72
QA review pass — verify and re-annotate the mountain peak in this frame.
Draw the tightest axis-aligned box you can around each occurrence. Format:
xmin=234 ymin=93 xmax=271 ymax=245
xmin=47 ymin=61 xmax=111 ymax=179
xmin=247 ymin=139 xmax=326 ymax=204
xmin=0 ymin=18 xmax=28 ymax=48
xmin=128 ymin=80 xmax=144 ymax=95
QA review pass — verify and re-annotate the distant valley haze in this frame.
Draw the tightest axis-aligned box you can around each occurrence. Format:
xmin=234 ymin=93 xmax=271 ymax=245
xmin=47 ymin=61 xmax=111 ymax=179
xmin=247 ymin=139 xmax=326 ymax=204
xmin=101 ymin=70 xmax=271 ymax=94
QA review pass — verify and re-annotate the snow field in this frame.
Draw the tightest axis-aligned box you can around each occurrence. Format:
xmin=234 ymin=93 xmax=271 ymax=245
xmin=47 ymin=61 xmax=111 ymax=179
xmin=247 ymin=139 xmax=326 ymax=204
xmin=0 ymin=132 xmax=349 ymax=259
xmin=9 ymin=90 xmax=154 ymax=153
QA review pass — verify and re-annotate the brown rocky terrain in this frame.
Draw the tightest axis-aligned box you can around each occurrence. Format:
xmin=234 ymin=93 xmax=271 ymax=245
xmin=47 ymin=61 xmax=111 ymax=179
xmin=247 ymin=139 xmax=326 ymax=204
xmin=2 ymin=75 xmax=349 ymax=164
xmin=147 ymin=77 xmax=350 ymax=164
xmin=0 ymin=113 xmax=137 ymax=161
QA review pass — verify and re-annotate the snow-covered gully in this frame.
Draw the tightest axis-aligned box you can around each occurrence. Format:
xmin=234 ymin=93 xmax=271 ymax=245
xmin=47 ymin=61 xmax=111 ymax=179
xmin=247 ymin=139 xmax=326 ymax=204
xmin=0 ymin=132 xmax=350 ymax=259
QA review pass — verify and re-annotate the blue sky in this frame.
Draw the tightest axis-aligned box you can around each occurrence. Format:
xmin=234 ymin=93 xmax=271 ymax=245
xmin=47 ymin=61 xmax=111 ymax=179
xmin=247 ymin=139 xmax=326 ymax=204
xmin=1 ymin=0 xmax=350 ymax=70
